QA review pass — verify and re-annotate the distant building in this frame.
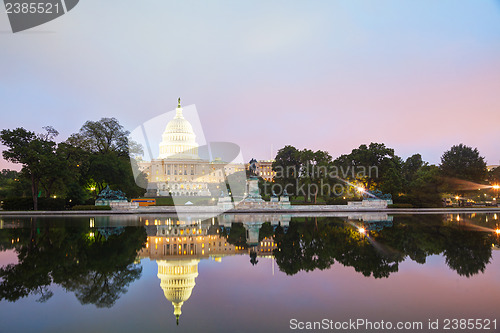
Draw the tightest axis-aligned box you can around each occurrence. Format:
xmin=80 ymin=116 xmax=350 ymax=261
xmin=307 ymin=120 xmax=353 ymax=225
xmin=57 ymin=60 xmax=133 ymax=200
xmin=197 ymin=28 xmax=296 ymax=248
xmin=245 ymin=160 xmax=276 ymax=182
xmin=487 ymin=165 xmax=499 ymax=172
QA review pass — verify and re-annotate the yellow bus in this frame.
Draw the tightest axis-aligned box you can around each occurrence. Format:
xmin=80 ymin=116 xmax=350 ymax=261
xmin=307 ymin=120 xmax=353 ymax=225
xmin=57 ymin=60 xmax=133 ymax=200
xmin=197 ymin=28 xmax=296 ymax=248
xmin=131 ymin=198 xmax=156 ymax=207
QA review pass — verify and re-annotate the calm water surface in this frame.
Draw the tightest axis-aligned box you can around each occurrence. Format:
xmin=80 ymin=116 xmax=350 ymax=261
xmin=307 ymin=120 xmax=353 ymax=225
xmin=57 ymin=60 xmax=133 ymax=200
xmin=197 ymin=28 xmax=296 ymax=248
xmin=0 ymin=213 xmax=499 ymax=333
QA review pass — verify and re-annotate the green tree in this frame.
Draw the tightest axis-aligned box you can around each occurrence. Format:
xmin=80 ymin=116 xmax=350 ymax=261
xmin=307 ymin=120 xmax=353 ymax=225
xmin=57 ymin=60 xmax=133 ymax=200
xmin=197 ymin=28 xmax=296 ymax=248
xmin=380 ymin=159 xmax=403 ymax=196
xmin=489 ymin=167 xmax=500 ymax=184
xmin=67 ymin=118 xmax=131 ymax=156
xmin=272 ymin=146 xmax=302 ymax=197
xmin=405 ymin=165 xmax=443 ymax=207
xmin=0 ymin=128 xmax=58 ymax=210
xmin=440 ymin=144 xmax=487 ymax=183
xmin=67 ymin=118 xmax=146 ymax=198
xmin=401 ymin=154 xmax=424 ymax=192
xmin=299 ymin=149 xmax=332 ymax=203
xmin=333 ymin=143 xmax=402 ymax=195
xmin=0 ymin=169 xmax=27 ymax=199
xmin=0 ymin=169 xmax=19 ymax=184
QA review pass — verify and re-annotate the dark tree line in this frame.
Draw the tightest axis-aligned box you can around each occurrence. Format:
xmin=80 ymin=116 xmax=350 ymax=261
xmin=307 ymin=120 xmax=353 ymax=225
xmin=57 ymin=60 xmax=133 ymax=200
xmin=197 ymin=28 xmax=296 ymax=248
xmin=0 ymin=118 xmax=147 ymax=210
xmin=272 ymin=142 xmax=490 ymax=207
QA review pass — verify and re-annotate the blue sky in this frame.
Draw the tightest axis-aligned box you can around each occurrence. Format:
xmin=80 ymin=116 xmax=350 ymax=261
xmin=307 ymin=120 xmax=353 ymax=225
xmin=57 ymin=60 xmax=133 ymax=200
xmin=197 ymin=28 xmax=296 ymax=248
xmin=1 ymin=0 xmax=500 ymax=169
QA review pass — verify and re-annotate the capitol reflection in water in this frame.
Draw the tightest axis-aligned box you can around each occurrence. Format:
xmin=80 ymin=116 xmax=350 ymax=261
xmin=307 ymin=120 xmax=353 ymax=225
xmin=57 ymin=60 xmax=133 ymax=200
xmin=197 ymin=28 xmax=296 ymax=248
xmin=137 ymin=214 xmax=292 ymax=324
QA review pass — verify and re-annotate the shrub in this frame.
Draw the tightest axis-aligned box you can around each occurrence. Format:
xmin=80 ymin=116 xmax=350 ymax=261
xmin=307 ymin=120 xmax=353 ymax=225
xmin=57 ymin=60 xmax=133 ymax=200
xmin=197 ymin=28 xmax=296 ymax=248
xmin=1 ymin=197 xmax=66 ymax=211
xmin=326 ymin=197 xmax=349 ymax=205
xmin=393 ymin=194 xmax=441 ymax=208
xmin=388 ymin=203 xmax=414 ymax=208
xmin=72 ymin=205 xmax=112 ymax=211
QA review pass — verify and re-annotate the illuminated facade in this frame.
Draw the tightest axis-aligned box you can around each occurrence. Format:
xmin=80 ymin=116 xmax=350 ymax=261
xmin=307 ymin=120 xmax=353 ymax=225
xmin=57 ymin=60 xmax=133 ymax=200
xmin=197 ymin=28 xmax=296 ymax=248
xmin=138 ymin=100 xmax=245 ymax=197
xmin=245 ymin=160 xmax=276 ymax=182
xmin=487 ymin=165 xmax=499 ymax=172
xmin=138 ymin=222 xmax=245 ymax=260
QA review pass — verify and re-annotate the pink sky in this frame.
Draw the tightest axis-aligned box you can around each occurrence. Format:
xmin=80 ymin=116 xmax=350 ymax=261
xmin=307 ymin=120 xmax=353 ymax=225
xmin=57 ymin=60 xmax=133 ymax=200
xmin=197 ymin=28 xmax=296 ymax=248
xmin=1 ymin=1 xmax=499 ymax=168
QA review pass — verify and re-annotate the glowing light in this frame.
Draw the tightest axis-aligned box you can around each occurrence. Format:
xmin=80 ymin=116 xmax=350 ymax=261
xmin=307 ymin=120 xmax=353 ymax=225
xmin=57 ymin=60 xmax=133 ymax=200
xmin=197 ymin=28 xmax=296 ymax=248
xmin=495 ymin=229 xmax=500 ymax=235
xmin=357 ymin=187 xmax=365 ymax=193
xmin=455 ymin=196 xmax=460 ymax=200
xmin=492 ymin=185 xmax=500 ymax=190
xmin=359 ymin=227 xmax=366 ymax=234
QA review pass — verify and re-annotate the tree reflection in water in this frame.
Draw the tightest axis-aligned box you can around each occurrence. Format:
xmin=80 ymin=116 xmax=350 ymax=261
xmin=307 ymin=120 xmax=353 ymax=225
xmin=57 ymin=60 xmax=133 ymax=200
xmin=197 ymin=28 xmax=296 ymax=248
xmin=0 ymin=219 xmax=146 ymax=306
xmin=0 ymin=213 xmax=497 ymax=310
xmin=271 ymin=215 xmax=497 ymax=278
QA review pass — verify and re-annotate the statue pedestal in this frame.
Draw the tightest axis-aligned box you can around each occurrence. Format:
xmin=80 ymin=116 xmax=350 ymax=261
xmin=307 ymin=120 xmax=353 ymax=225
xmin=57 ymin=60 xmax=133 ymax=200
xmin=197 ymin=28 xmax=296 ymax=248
xmin=145 ymin=183 xmax=159 ymax=197
xmin=244 ymin=222 xmax=263 ymax=247
xmin=279 ymin=196 xmax=291 ymax=208
xmin=217 ymin=196 xmax=234 ymax=210
xmin=109 ymin=201 xmax=139 ymax=210
xmin=95 ymin=199 xmax=127 ymax=206
xmin=245 ymin=177 xmax=264 ymax=202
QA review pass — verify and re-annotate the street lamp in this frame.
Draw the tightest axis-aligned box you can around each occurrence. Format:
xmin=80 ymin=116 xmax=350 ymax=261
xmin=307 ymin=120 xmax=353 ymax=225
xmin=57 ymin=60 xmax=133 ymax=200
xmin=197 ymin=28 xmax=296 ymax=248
xmin=356 ymin=186 xmax=366 ymax=200
xmin=493 ymin=185 xmax=500 ymax=204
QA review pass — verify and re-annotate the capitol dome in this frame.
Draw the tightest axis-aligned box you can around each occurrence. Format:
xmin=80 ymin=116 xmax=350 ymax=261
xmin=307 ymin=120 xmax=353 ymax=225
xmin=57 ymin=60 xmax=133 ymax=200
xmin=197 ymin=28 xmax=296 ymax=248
xmin=157 ymin=259 xmax=200 ymax=325
xmin=158 ymin=98 xmax=199 ymax=159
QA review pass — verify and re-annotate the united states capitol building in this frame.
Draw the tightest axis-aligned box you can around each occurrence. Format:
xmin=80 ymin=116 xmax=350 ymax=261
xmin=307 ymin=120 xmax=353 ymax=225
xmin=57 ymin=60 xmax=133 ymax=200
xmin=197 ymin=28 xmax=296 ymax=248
xmin=137 ymin=99 xmax=275 ymax=197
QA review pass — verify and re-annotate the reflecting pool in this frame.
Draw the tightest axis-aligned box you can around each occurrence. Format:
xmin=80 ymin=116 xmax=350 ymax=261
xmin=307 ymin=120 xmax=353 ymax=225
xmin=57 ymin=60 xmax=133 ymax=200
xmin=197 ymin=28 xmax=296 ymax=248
xmin=0 ymin=213 xmax=499 ymax=332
